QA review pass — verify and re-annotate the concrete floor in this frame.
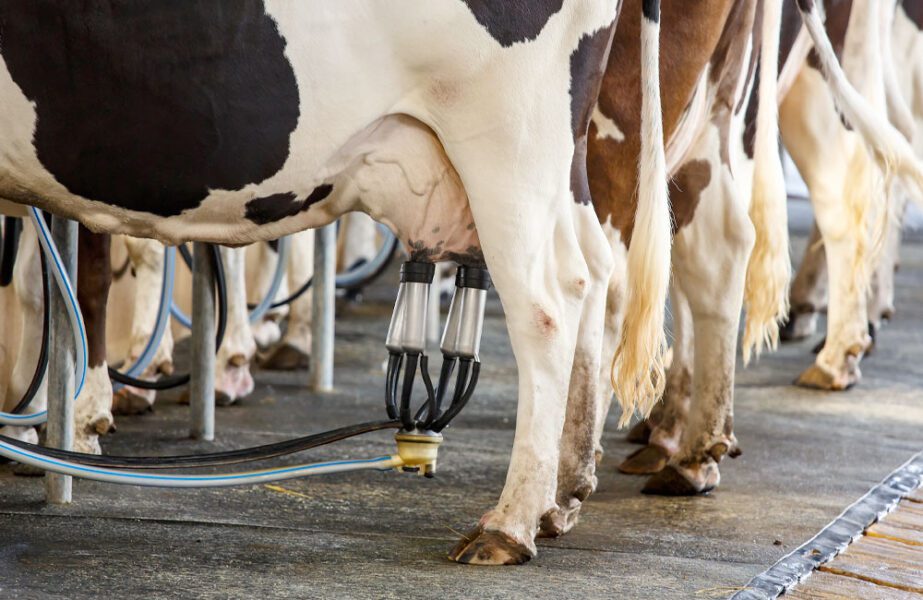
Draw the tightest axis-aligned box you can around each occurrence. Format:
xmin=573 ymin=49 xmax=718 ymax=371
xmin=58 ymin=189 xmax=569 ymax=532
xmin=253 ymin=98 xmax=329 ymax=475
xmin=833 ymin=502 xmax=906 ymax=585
xmin=2 ymin=226 xmax=922 ymax=599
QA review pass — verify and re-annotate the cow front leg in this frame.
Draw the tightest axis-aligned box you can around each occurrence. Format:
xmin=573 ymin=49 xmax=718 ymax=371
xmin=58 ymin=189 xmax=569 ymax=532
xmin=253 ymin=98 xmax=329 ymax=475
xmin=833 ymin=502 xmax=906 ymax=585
xmin=259 ymin=229 xmax=313 ymax=371
xmin=781 ymin=223 xmax=828 ymax=341
xmin=644 ymin=166 xmax=753 ymax=496
xmin=619 ymin=284 xmax=693 ymax=476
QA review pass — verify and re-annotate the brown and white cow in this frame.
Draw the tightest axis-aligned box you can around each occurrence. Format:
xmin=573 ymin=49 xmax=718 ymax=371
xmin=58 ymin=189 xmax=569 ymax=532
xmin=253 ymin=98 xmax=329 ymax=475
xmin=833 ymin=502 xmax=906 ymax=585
xmin=616 ymin=0 xmax=923 ymax=493
xmin=584 ymin=0 xmax=791 ymax=499
xmin=784 ymin=0 xmax=923 ymax=383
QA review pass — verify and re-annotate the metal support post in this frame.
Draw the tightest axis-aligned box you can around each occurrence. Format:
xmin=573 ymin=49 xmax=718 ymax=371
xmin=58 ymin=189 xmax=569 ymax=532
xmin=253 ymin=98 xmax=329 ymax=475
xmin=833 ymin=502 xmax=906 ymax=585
xmin=45 ymin=217 xmax=77 ymax=504
xmin=190 ymin=242 xmax=216 ymax=440
xmin=309 ymin=224 xmax=336 ymax=391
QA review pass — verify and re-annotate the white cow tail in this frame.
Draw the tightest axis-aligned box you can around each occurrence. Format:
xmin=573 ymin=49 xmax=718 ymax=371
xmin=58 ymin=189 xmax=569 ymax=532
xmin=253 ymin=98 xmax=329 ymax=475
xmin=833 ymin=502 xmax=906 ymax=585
xmin=612 ymin=0 xmax=672 ymax=427
xmin=797 ymin=0 xmax=923 ymax=200
xmin=743 ymin=0 xmax=790 ymax=365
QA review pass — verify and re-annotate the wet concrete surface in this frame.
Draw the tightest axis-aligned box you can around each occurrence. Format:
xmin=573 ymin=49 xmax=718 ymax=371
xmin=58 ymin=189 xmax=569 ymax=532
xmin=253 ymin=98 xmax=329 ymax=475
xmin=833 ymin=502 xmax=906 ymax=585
xmin=2 ymin=227 xmax=922 ymax=599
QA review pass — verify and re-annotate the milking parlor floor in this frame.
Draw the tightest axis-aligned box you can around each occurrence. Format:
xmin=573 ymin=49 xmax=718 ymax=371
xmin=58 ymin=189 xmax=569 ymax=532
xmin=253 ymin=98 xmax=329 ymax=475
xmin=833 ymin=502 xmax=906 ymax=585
xmin=2 ymin=202 xmax=922 ymax=600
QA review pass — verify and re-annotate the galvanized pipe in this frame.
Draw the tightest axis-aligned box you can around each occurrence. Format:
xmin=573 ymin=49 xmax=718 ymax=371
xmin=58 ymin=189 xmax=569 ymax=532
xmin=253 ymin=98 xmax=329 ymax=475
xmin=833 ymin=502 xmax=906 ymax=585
xmin=309 ymin=224 xmax=336 ymax=392
xmin=45 ymin=217 xmax=77 ymax=504
xmin=190 ymin=242 xmax=216 ymax=441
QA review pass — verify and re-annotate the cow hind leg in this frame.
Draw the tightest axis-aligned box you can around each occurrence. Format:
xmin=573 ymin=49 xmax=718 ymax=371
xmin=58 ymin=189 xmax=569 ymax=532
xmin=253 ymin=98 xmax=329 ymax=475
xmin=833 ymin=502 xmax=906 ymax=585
xmin=781 ymin=223 xmax=828 ymax=342
xmin=781 ymin=69 xmax=874 ymax=391
xmin=644 ymin=156 xmax=754 ymax=496
xmin=537 ymin=207 xmax=613 ymax=539
xmin=619 ymin=284 xmax=693 ymax=476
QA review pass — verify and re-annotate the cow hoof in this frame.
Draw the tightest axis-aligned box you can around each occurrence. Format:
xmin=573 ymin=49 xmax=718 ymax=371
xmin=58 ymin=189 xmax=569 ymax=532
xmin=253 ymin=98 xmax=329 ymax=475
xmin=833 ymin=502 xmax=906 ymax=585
xmin=112 ymin=389 xmax=154 ymax=415
xmin=13 ymin=462 xmax=45 ymax=477
xmin=795 ymin=364 xmax=855 ymax=391
xmin=91 ymin=416 xmax=115 ymax=436
xmin=258 ymin=343 xmax=310 ymax=371
xmin=642 ymin=464 xmax=716 ymax=496
xmin=618 ymin=444 xmax=669 ymax=475
xmin=215 ymin=390 xmax=237 ymax=407
xmin=448 ymin=526 xmax=534 ymax=566
xmin=538 ymin=505 xmax=581 ymax=539
xmin=538 ymin=480 xmax=593 ymax=538
xmin=625 ymin=420 xmax=652 ymax=445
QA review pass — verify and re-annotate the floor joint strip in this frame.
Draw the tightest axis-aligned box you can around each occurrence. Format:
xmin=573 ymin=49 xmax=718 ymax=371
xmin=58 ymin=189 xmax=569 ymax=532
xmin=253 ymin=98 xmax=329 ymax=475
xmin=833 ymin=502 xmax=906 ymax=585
xmin=730 ymin=451 xmax=923 ymax=600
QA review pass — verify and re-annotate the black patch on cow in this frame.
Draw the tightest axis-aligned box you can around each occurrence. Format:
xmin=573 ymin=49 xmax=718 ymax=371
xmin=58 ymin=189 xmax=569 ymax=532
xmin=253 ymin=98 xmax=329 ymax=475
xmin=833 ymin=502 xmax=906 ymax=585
xmin=779 ymin=0 xmax=805 ymax=71
xmin=806 ymin=0 xmax=853 ymax=70
xmin=803 ymin=0 xmax=854 ymax=131
xmin=641 ymin=0 xmax=660 ymax=24
xmin=0 ymin=216 xmax=22 ymax=287
xmin=796 ymin=0 xmax=815 ymax=11
xmin=902 ymin=0 xmax=923 ymax=31
xmin=244 ymin=185 xmax=333 ymax=225
xmin=743 ymin=66 xmax=760 ymax=160
xmin=0 ymin=1 xmax=299 ymax=217
xmin=460 ymin=0 xmax=564 ymax=47
xmin=569 ymin=22 xmax=617 ymax=205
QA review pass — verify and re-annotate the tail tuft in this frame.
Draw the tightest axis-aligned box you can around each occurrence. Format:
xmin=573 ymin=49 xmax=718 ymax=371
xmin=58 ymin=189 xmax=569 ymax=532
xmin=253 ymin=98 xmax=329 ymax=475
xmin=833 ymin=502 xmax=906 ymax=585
xmin=743 ymin=0 xmax=791 ymax=365
xmin=611 ymin=0 xmax=672 ymax=427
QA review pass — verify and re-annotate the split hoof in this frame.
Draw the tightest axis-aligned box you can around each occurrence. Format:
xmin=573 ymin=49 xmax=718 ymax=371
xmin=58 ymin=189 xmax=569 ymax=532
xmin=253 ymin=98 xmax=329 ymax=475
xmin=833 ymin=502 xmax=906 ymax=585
xmin=538 ymin=481 xmax=593 ymax=538
xmin=112 ymin=389 xmax=155 ymax=415
xmin=258 ymin=343 xmax=310 ymax=371
xmin=448 ymin=526 xmax=534 ymax=566
xmin=642 ymin=465 xmax=715 ymax=496
xmin=625 ymin=420 xmax=652 ymax=445
xmin=538 ymin=505 xmax=581 ymax=539
xmin=795 ymin=364 xmax=855 ymax=391
xmin=618 ymin=445 xmax=669 ymax=475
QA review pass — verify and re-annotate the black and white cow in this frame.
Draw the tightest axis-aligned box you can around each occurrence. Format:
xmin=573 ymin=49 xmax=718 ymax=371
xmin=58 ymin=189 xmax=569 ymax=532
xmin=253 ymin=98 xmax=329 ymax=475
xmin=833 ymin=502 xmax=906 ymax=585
xmin=0 ymin=0 xmax=677 ymax=564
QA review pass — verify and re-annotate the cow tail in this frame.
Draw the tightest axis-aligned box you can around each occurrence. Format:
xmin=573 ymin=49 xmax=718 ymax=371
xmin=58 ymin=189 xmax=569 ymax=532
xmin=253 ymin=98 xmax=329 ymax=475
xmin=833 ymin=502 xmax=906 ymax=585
xmin=881 ymin=0 xmax=916 ymax=141
xmin=611 ymin=0 xmax=672 ymax=427
xmin=742 ymin=0 xmax=790 ymax=365
xmin=797 ymin=0 xmax=923 ymax=200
